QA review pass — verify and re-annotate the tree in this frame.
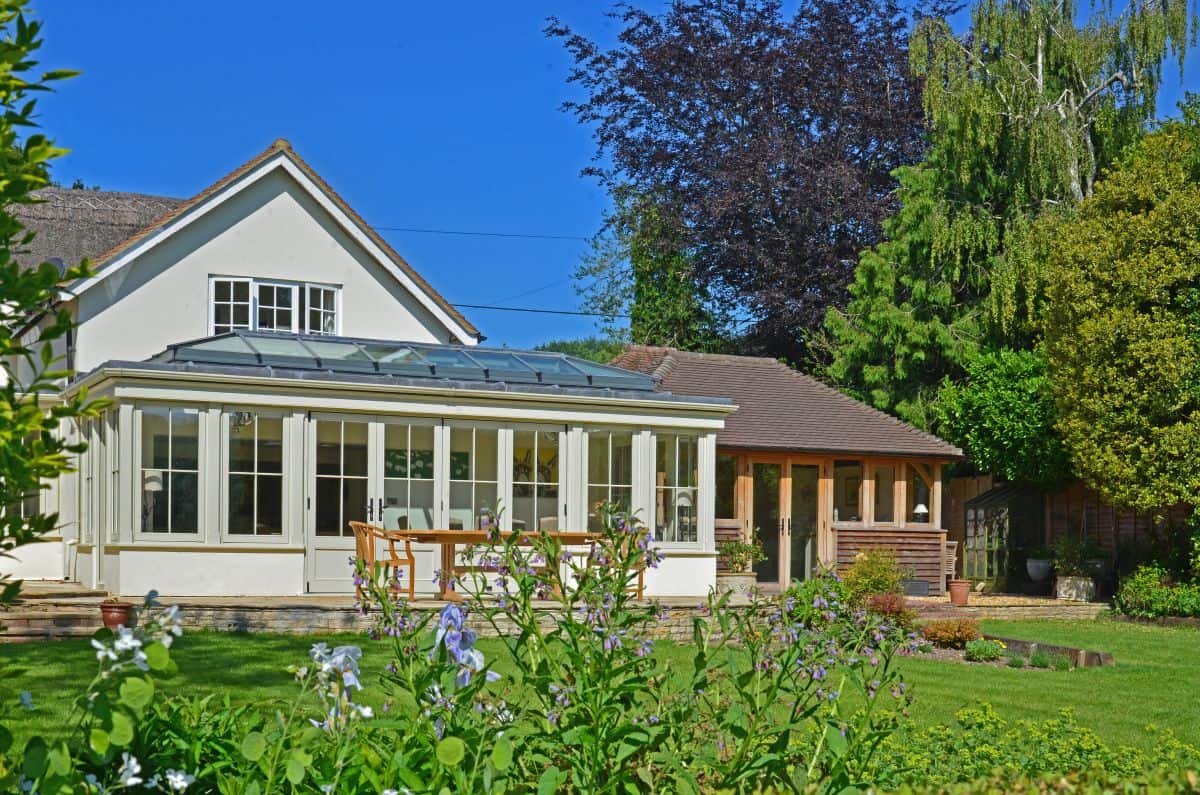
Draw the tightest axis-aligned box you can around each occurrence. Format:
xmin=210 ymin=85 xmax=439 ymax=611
xmin=549 ymin=0 xmax=930 ymax=365
xmin=575 ymin=192 xmax=726 ymax=351
xmin=534 ymin=336 xmax=627 ymax=364
xmin=826 ymin=0 xmax=1193 ymax=430
xmin=1044 ymin=109 xmax=1200 ymax=511
xmin=0 ymin=0 xmax=101 ymax=605
xmin=935 ymin=348 xmax=1070 ymax=488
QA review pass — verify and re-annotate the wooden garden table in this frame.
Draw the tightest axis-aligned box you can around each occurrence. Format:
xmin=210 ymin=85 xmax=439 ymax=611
xmin=401 ymin=529 xmax=601 ymax=601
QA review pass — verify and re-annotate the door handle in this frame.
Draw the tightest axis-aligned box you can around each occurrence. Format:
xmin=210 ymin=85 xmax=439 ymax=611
xmin=367 ymin=498 xmax=375 ymax=523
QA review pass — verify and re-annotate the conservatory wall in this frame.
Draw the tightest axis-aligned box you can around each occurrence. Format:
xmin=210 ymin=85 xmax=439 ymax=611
xmin=60 ymin=380 xmax=723 ymax=598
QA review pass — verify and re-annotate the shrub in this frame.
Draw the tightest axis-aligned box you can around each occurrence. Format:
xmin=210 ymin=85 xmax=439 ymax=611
xmin=1029 ymin=648 xmax=1052 ymax=668
xmin=1115 ymin=563 xmax=1200 ymax=618
xmin=844 ymin=547 xmax=905 ymax=604
xmin=1051 ymin=653 xmax=1073 ymax=671
xmin=920 ymin=618 xmax=982 ymax=649
xmin=716 ymin=537 xmax=766 ymax=572
xmin=869 ymin=703 xmax=1200 ymax=789
xmin=963 ymin=638 xmax=1004 ymax=662
xmin=1005 ymin=652 xmax=1026 ymax=668
xmin=866 ymin=591 xmax=917 ymax=630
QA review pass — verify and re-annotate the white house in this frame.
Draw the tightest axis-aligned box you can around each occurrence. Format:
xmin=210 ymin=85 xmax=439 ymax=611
xmin=5 ymin=140 xmax=732 ymax=597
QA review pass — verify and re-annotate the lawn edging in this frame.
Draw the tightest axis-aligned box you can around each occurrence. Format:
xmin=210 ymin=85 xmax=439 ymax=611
xmin=1109 ymin=613 xmax=1200 ymax=629
xmin=984 ymin=634 xmax=1114 ymax=668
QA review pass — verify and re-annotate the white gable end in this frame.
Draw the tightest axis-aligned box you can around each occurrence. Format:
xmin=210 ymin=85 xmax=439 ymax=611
xmin=70 ymin=148 xmax=477 ymax=373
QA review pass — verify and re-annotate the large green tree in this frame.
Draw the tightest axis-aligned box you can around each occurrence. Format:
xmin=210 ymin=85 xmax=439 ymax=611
xmin=825 ymin=0 xmax=1193 ymax=435
xmin=1044 ymin=110 xmax=1200 ymax=511
xmin=0 ymin=0 xmax=101 ymax=605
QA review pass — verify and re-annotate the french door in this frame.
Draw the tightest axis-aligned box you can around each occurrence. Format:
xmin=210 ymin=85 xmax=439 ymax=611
xmin=750 ymin=457 xmax=822 ymax=591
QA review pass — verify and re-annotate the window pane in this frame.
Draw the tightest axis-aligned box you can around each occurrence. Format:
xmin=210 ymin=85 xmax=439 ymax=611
xmin=679 ymin=437 xmax=697 ymax=488
xmin=449 ymin=481 xmax=473 ymax=530
xmin=170 ymin=472 xmax=198 ymax=532
xmin=475 ymin=428 xmax=498 ymax=482
xmin=215 ymin=280 xmax=230 ymax=301
xmin=233 ymin=281 xmax=249 ymax=300
xmin=316 ymin=421 xmax=341 ymax=476
xmin=587 ymin=485 xmax=608 ymax=531
xmin=411 ymin=425 xmax=434 ymax=479
xmin=611 ymin=432 xmax=633 ymax=486
xmin=834 ymin=460 xmax=864 ymax=523
xmin=172 ymin=410 xmax=199 ymax=470
xmin=588 ymin=432 xmax=608 ymax=484
xmin=342 ymin=478 xmax=367 ymax=535
xmin=657 ymin=435 xmax=677 ymax=488
xmin=384 ymin=424 xmax=408 ymax=478
xmin=228 ymin=474 xmax=254 ymax=533
xmin=142 ymin=406 xmax=170 ymax=469
xmin=214 ymin=304 xmax=231 ymax=326
xmin=147 ymin=475 xmax=169 ymax=531
xmin=874 ymin=465 xmax=895 ymax=523
xmin=257 ymin=475 xmax=283 ymax=534
xmin=450 ymin=427 xmax=471 ymax=481
xmin=229 ymin=415 xmax=255 ymax=472
xmin=409 ymin=480 xmax=434 ymax=529
xmin=716 ymin=454 xmax=738 ymax=519
xmin=538 ymin=432 xmax=558 ymax=486
xmin=513 ymin=431 xmax=535 ymax=483
xmin=342 ymin=422 xmax=368 ymax=477
xmin=258 ymin=417 xmax=283 ymax=474
xmin=907 ymin=466 xmax=932 ymax=523
xmin=315 ymin=477 xmax=340 ymax=535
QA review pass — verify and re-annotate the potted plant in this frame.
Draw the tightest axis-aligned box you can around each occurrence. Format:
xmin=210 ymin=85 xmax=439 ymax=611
xmin=715 ymin=537 xmax=765 ymax=596
xmin=948 ymin=577 xmax=972 ymax=606
xmin=1051 ymin=536 xmax=1098 ymax=601
xmin=1025 ymin=547 xmax=1053 ymax=583
xmin=99 ymin=594 xmax=136 ymax=631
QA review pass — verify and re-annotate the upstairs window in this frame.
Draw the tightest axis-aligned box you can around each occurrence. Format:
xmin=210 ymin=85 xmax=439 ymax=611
xmin=209 ymin=277 xmax=340 ymax=336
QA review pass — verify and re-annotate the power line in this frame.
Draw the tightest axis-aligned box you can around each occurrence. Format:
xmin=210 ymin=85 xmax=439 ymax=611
xmin=376 ymin=225 xmax=589 ymax=242
xmin=453 ymin=303 xmax=628 ymax=318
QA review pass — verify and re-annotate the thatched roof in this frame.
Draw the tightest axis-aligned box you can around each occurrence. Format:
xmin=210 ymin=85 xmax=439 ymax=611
xmin=13 ymin=187 xmax=182 ymax=271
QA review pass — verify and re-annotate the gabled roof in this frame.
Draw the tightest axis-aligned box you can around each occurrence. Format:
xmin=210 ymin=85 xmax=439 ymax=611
xmin=610 ymin=346 xmax=962 ymax=459
xmin=50 ymin=139 xmax=481 ymax=344
xmin=15 ymin=188 xmax=183 ymax=271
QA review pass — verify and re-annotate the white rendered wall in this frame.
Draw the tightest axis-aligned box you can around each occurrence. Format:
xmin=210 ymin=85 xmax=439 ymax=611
xmin=117 ymin=551 xmax=305 ymax=597
xmin=643 ymin=553 xmax=716 ymax=597
xmin=0 ymin=539 xmax=63 ymax=580
xmin=73 ymin=168 xmax=463 ymax=373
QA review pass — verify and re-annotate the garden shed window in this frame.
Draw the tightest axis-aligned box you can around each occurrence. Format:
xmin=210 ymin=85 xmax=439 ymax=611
xmin=833 ymin=460 xmax=863 ymax=523
xmin=226 ymin=412 xmax=284 ymax=535
xmin=140 ymin=406 xmax=200 ymax=534
xmin=656 ymin=433 xmax=698 ymax=543
xmin=586 ymin=430 xmax=634 ymax=529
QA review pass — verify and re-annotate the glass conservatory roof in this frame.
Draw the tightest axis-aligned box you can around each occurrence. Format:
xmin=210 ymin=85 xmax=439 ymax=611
xmin=152 ymin=331 xmax=659 ymax=392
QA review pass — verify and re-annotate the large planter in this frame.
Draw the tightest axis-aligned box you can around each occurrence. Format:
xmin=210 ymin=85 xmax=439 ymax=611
xmin=1026 ymin=558 xmax=1052 ymax=583
xmin=1055 ymin=575 xmax=1096 ymax=602
xmin=100 ymin=601 xmax=135 ymax=631
xmin=948 ymin=579 xmax=971 ymax=607
xmin=714 ymin=571 xmax=757 ymax=597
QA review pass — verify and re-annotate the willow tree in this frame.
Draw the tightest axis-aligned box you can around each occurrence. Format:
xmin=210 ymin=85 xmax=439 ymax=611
xmin=826 ymin=0 xmax=1194 ymax=434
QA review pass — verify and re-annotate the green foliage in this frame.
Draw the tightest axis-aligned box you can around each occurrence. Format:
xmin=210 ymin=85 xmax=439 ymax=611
xmin=843 ymin=547 xmax=905 ymax=605
xmin=0 ymin=0 xmax=101 ymax=608
xmin=1005 ymin=651 xmax=1026 ymax=668
xmin=532 ymin=336 xmax=626 ymax=364
xmin=866 ymin=592 xmax=918 ymax=631
xmin=870 ymin=703 xmax=1200 ymax=790
xmin=575 ymin=191 xmax=727 ymax=351
xmin=1044 ymin=109 xmax=1200 ymax=511
xmin=1050 ymin=653 xmax=1073 ymax=672
xmin=895 ymin=767 xmax=1200 ymax=794
xmin=920 ymin=618 xmax=982 ymax=649
xmin=963 ymin=639 xmax=1004 ymax=662
xmin=1029 ymin=648 xmax=1052 ymax=669
xmin=826 ymin=0 xmax=1194 ymax=432
xmin=1115 ymin=563 xmax=1200 ymax=618
xmin=1050 ymin=535 xmax=1103 ymax=578
xmin=935 ymin=348 xmax=1071 ymax=487
xmin=715 ymin=537 xmax=766 ymax=572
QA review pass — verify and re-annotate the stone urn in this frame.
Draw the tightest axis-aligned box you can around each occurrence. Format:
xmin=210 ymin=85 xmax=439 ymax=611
xmin=715 ymin=571 xmax=757 ymax=597
xmin=948 ymin=579 xmax=971 ymax=607
xmin=1055 ymin=575 xmax=1096 ymax=602
xmin=1026 ymin=558 xmax=1052 ymax=583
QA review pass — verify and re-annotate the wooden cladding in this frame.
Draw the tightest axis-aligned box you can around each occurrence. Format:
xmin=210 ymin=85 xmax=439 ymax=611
xmin=835 ymin=528 xmax=947 ymax=595
xmin=1044 ymin=482 xmax=1190 ymax=553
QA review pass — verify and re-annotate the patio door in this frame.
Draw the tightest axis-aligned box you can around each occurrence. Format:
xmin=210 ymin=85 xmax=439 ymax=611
xmin=306 ymin=415 xmax=443 ymax=593
xmin=750 ymin=457 xmax=821 ymax=591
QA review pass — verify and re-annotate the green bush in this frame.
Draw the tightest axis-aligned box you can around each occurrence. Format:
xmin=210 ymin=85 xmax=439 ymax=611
xmin=963 ymin=639 xmax=1004 ymax=662
xmin=1029 ymin=648 xmax=1051 ymax=668
xmin=843 ymin=547 xmax=905 ymax=604
xmin=1115 ymin=563 xmax=1200 ymax=618
xmin=870 ymin=703 xmax=1200 ymax=789
xmin=891 ymin=766 xmax=1200 ymax=793
xmin=1051 ymin=653 xmax=1073 ymax=671
xmin=1005 ymin=652 xmax=1026 ymax=668
xmin=920 ymin=618 xmax=982 ymax=649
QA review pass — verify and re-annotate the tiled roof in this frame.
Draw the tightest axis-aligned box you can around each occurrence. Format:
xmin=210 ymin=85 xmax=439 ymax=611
xmin=610 ymin=346 xmax=962 ymax=459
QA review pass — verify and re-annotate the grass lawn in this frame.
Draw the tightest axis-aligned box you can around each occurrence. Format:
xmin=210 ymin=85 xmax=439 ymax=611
xmin=1 ymin=618 xmax=1196 ymax=750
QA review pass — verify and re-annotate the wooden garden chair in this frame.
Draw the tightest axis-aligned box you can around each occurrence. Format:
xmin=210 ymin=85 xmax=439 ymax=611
xmin=349 ymin=521 xmax=417 ymax=601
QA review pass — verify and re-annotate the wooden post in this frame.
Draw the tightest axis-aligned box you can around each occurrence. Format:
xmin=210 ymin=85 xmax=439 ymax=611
xmin=932 ymin=462 xmax=943 ymax=529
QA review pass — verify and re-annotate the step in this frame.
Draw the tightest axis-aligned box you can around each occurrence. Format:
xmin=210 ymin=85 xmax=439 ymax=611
xmin=0 ymin=625 xmax=97 ymax=643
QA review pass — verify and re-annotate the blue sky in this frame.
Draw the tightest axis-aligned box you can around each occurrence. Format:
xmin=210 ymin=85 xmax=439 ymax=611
xmin=35 ymin=2 xmax=1198 ymax=349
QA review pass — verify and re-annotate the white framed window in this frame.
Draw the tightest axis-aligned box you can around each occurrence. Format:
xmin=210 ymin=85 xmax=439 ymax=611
xmin=306 ymin=285 xmax=339 ymax=335
xmin=211 ymin=278 xmax=252 ymax=334
xmin=139 ymin=406 xmax=201 ymax=534
xmin=654 ymin=433 xmax=698 ymax=543
xmin=380 ymin=421 xmax=437 ymax=532
xmin=225 ymin=411 xmax=285 ymax=537
xmin=256 ymin=282 xmax=298 ymax=333
xmin=586 ymin=429 xmax=633 ymax=531
xmin=208 ymin=277 xmax=340 ymax=336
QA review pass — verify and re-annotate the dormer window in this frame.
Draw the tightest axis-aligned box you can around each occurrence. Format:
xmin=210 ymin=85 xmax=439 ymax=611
xmin=209 ymin=277 xmax=340 ymax=336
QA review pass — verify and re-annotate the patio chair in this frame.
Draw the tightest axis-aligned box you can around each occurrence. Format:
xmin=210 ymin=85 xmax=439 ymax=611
xmin=944 ymin=540 xmax=959 ymax=582
xmin=349 ymin=521 xmax=416 ymax=601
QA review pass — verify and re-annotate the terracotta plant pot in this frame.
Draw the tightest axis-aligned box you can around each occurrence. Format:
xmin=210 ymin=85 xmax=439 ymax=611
xmin=948 ymin=579 xmax=971 ymax=607
xmin=100 ymin=601 xmax=135 ymax=631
